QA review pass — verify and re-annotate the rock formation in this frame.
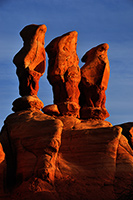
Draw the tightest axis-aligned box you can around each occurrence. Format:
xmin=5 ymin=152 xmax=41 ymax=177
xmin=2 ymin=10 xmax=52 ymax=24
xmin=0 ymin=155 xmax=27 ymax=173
xmin=0 ymin=143 xmax=6 ymax=198
xmin=45 ymin=31 xmax=81 ymax=117
xmin=1 ymin=111 xmax=63 ymax=188
xmin=118 ymin=122 xmax=133 ymax=149
xmin=13 ymin=24 xmax=47 ymax=97
xmin=12 ymin=95 xmax=44 ymax=112
xmin=80 ymin=43 xmax=110 ymax=120
xmin=0 ymin=26 xmax=133 ymax=200
xmin=0 ymin=115 xmax=133 ymax=200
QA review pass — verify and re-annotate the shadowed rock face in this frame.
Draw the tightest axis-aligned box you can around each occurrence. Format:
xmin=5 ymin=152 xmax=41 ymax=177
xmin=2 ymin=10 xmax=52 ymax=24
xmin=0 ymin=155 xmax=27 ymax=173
xmin=46 ymin=31 xmax=81 ymax=117
xmin=13 ymin=24 xmax=47 ymax=96
xmin=79 ymin=43 xmax=110 ymax=120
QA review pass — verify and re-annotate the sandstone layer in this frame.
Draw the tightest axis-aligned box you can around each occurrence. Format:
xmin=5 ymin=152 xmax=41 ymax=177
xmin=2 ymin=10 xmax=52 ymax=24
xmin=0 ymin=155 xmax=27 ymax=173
xmin=0 ymin=111 xmax=133 ymax=200
xmin=80 ymin=43 xmax=110 ymax=120
xmin=46 ymin=31 xmax=81 ymax=117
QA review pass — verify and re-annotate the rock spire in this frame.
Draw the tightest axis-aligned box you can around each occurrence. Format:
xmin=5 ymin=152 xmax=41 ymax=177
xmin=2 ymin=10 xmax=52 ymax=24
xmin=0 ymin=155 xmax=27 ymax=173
xmin=45 ymin=31 xmax=81 ymax=117
xmin=79 ymin=43 xmax=110 ymax=120
xmin=13 ymin=24 xmax=47 ymax=111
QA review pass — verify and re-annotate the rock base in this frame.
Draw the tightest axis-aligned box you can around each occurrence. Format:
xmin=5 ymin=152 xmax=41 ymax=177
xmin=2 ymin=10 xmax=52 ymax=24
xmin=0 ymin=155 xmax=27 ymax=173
xmin=58 ymin=102 xmax=80 ymax=117
xmin=12 ymin=96 xmax=44 ymax=112
xmin=0 ymin=110 xmax=133 ymax=200
xmin=42 ymin=104 xmax=60 ymax=116
xmin=80 ymin=106 xmax=109 ymax=120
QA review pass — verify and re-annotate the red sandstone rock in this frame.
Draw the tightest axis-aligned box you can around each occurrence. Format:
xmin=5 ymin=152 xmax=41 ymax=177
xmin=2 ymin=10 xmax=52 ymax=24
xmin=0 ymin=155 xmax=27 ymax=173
xmin=46 ymin=31 xmax=81 ymax=117
xmin=42 ymin=104 xmax=60 ymax=116
xmin=12 ymin=95 xmax=44 ymax=112
xmin=56 ymin=116 xmax=112 ymax=131
xmin=1 ymin=27 xmax=133 ymax=200
xmin=57 ymin=116 xmax=81 ymax=130
xmin=13 ymin=24 xmax=47 ymax=96
xmin=53 ymin=124 xmax=133 ymax=200
xmin=74 ymin=119 xmax=112 ymax=130
xmin=118 ymin=122 xmax=133 ymax=149
xmin=80 ymin=43 xmax=110 ymax=120
xmin=1 ymin=116 xmax=133 ymax=200
xmin=1 ymin=110 xmax=63 ymax=192
xmin=56 ymin=126 xmax=122 ymax=200
xmin=114 ymin=134 xmax=133 ymax=199
xmin=0 ymin=143 xmax=5 ymax=163
xmin=0 ymin=143 xmax=6 ymax=197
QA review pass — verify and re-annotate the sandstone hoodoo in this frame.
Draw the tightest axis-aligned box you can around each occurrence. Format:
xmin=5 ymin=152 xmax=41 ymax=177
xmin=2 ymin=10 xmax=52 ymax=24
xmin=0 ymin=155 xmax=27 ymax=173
xmin=13 ymin=24 xmax=47 ymax=112
xmin=45 ymin=31 xmax=81 ymax=117
xmin=80 ymin=43 xmax=110 ymax=120
xmin=0 ymin=24 xmax=133 ymax=200
xmin=13 ymin=24 xmax=47 ymax=97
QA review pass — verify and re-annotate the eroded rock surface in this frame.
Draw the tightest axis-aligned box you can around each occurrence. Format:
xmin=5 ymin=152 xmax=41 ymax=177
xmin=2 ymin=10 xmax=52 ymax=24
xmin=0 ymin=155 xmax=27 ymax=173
xmin=12 ymin=95 xmax=44 ymax=112
xmin=80 ymin=43 xmax=110 ymax=120
xmin=0 ymin=110 xmax=63 ymax=194
xmin=118 ymin=122 xmax=133 ymax=149
xmin=1 ymin=27 xmax=133 ymax=200
xmin=56 ymin=125 xmax=133 ymax=200
xmin=1 ymin=115 xmax=133 ymax=200
xmin=13 ymin=24 xmax=47 ymax=96
xmin=45 ymin=31 xmax=81 ymax=117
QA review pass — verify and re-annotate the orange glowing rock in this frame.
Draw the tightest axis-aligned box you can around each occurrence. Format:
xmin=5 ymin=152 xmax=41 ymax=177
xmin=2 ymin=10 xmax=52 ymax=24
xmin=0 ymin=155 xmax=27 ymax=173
xmin=1 ymin=110 xmax=63 ymax=189
xmin=0 ymin=143 xmax=6 ymax=196
xmin=0 ymin=143 xmax=5 ymax=163
xmin=80 ymin=43 xmax=110 ymax=120
xmin=1 ymin=25 xmax=133 ymax=200
xmin=45 ymin=31 xmax=81 ymax=117
xmin=1 ymin=112 xmax=133 ymax=200
xmin=13 ymin=24 xmax=47 ymax=96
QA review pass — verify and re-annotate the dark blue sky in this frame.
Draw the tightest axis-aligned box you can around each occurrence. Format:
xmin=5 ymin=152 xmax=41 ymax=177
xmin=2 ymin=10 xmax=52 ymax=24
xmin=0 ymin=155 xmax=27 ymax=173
xmin=0 ymin=0 xmax=133 ymax=128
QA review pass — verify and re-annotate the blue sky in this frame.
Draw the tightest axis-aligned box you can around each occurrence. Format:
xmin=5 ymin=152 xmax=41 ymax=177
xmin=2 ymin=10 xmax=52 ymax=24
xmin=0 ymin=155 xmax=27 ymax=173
xmin=0 ymin=0 xmax=133 ymax=129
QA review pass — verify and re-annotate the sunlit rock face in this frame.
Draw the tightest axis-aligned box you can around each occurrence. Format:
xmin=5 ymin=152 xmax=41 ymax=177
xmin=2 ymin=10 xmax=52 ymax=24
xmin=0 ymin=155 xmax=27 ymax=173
xmin=45 ymin=31 xmax=81 ymax=117
xmin=1 ymin=115 xmax=133 ymax=200
xmin=80 ymin=43 xmax=110 ymax=120
xmin=0 ymin=110 xmax=63 ymax=191
xmin=0 ymin=25 xmax=133 ymax=200
xmin=0 ymin=143 xmax=6 ymax=197
xmin=12 ymin=95 xmax=44 ymax=112
xmin=13 ymin=24 xmax=47 ymax=96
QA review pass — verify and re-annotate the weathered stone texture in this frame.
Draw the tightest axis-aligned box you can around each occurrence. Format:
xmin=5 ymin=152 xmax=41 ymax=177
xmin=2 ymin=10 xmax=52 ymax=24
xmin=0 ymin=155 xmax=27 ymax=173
xmin=42 ymin=104 xmax=60 ymax=116
xmin=46 ymin=31 xmax=81 ymax=117
xmin=0 ymin=110 xmax=63 ymax=192
xmin=12 ymin=95 xmax=44 ymax=112
xmin=1 ymin=26 xmax=133 ymax=200
xmin=80 ymin=43 xmax=110 ymax=120
xmin=118 ymin=122 xmax=133 ymax=149
xmin=13 ymin=24 xmax=47 ymax=96
xmin=1 ymin=117 xmax=133 ymax=200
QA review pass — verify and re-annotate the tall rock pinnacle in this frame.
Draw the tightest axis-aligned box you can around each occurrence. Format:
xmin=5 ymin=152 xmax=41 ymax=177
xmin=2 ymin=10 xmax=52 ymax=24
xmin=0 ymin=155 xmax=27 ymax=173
xmin=80 ymin=43 xmax=110 ymax=120
xmin=13 ymin=24 xmax=47 ymax=97
xmin=45 ymin=31 xmax=81 ymax=117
